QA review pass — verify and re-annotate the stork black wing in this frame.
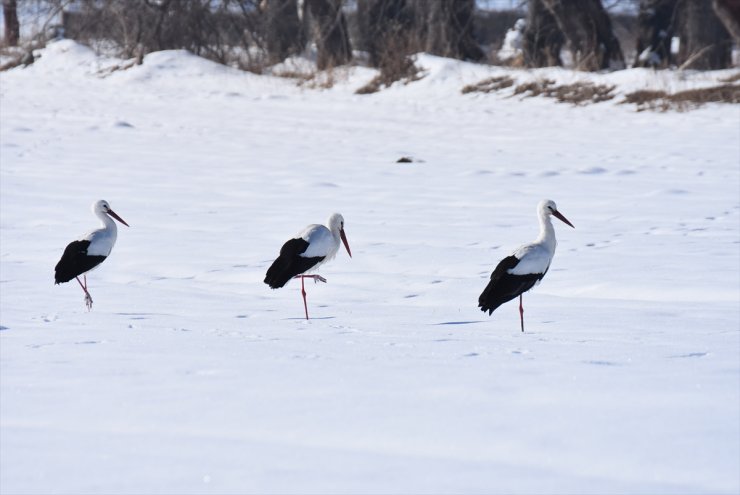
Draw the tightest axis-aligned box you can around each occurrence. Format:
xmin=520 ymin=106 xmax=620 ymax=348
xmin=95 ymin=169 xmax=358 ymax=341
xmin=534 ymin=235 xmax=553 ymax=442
xmin=264 ymin=238 xmax=325 ymax=289
xmin=478 ymin=255 xmax=544 ymax=315
xmin=54 ymin=240 xmax=107 ymax=284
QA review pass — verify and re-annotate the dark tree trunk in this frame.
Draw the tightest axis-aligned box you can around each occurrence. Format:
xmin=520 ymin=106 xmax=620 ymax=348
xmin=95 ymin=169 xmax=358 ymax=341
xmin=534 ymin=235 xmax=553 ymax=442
xmin=3 ymin=0 xmax=20 ymax=46
xmin=305 ymin=0 xmax=352 ymax=70
xmin=633 ymin=0 xmax=679 ymax=68
xmin=420 ymin=0 xmax=483 ymax=61
xmin=263 ymin=0 xmax=306 ymax=64
xmin=522 ymin=0 xmax=563 ymax=67
xmin=357 ymin=0 xmax=415 ymax=68
xmin=712 ymin=0 xmax=740 ymax=44
xmin=677 ymin=0 xmax=732 ymax=69
xmin=542 ymin=0 xmax=625 ymax=70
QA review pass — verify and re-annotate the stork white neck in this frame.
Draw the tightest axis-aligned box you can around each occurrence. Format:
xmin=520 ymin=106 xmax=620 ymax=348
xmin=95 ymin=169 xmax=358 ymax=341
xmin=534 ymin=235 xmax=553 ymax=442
xmin=96 ymin=207 xmax=118 ymax=235
xmin=535 ymin=205 xmax=557 ymax=253
xmin=82 ymin=200 xmax=127 ymax=257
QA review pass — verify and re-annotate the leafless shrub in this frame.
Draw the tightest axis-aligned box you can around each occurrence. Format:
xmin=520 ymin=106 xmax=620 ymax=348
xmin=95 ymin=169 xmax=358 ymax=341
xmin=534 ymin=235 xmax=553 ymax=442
xmin=63 ymin=0 xmax=266 ymax=69
xmin=622 ymin=84 xmax=740 ymax=111
xmin=461 ymin=75 xmax=515 ymax=94
xmin=355 ymin=2 xmax=424 ymax=95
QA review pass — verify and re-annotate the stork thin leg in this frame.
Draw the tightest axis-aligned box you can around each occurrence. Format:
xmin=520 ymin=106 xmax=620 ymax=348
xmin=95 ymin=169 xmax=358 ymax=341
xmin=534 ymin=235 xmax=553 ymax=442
xmin=291 ymin=275 xmax=328 ymax=320
xmin=76 ymin=276 xmax=93 ymax=311
xmin=300 ymin=275 xmax=309 ymax=320
xmin=519 ymin=294 xmax=524 ymax=333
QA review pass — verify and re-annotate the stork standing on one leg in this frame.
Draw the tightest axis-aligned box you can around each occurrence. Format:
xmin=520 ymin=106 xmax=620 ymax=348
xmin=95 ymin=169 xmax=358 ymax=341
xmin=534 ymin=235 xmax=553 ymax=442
xmin=478 ymin=199 xmax=574 ymax=332
xmin=264 ymin=213 xmax=352 ymax=319
xmin=54 ymin=200 xmax=130 ymax=310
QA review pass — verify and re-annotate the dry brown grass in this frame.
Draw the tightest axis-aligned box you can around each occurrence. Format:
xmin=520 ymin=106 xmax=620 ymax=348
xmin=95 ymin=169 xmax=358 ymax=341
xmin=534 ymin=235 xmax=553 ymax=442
xmin=272 ymin=69 xmax=314 ymax=82
xmin=622 ymin=84 xmax=740 ymax=111
xmin=461 ymin=77 xmax=615 ymax=105
xmin=356 ymin=56 xmax=423 ymax=95
xmin=0 ymin=46 xmax=33 ymax=71
xmin=719 ymin=72 xmax=740 ymax=83
xmin=513 ymin=78 xmax=556 ymax=97
xmin=513 ymin=79 xmax=615 ymax=105
xmin=551 ymin=82 xmax=616 ymax=104
xmin=461 ymin=76 xmax=515 ymax=94
xmin=298 ymin=69 xmax=339 ymax=90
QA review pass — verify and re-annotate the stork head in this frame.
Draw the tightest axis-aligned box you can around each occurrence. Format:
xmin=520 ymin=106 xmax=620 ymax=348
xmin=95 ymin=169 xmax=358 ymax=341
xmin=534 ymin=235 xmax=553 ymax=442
xmin=93 ymin=199 xmax=130 ymax=227
xmin=539 ymin=199 xmax=574 ymax=228
xmin=328 ymin=212 xmax=351 ymax=257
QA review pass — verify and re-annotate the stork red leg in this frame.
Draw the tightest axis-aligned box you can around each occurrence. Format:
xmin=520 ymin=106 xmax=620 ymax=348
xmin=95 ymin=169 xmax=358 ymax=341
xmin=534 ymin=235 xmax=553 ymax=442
xmin=519 ymin=294 xmax=524 ymax=333
xmin=291 ymin=275 xmax=327 ymax=320
xmin=76 ymin=276 xmax=93 ymax=311
xmin=300 ymin=276 xmax=309 ymax=320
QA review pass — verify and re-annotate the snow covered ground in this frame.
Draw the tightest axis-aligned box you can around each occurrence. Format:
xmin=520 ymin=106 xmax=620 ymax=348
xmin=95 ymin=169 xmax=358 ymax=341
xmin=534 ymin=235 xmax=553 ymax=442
xmin=1 ymin=40 xmax=739 ymax=494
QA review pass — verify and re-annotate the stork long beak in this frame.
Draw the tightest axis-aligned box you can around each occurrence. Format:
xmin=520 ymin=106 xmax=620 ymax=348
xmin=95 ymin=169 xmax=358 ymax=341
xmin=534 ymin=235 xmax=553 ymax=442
xmin=340 ymin=228 xmax=352 ymax=257
xmin=107 ymin=209 xmax=130 ymax=227
xmin=552 ymin=210 xmax=574 ymax=228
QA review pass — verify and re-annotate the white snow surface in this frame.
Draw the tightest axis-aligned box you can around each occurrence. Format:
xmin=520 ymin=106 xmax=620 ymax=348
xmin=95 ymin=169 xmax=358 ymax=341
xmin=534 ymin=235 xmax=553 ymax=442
xmin=1 ymin=40 xmax=739 ymax=494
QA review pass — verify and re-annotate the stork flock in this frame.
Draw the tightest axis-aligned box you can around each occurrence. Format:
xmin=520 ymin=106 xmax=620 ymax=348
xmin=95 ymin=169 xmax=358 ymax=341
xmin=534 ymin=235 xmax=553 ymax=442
xmin=54 ymin=199 xmax=574 ymax=331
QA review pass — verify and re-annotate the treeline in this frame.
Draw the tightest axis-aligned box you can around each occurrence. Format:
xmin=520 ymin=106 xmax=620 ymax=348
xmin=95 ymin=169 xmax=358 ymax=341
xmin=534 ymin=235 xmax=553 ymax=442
xmin=3 ymin=0 xmax=738 ymax=74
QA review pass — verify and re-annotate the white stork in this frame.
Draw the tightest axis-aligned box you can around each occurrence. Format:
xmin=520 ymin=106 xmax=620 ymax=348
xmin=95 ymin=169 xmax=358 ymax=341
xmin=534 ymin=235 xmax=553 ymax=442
xmin=54 ymin=200 xmax=129 ymax=310
xmin=264 ymin=213 xmax=352 ymax=320
xmin=478 ymin=199 xmax=574 ymax=332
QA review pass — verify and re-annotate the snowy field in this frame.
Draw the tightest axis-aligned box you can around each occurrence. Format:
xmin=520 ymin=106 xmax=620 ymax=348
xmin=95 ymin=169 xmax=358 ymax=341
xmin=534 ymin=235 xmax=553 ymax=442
xmin=1 ymin=40 xmax=739 ymax=494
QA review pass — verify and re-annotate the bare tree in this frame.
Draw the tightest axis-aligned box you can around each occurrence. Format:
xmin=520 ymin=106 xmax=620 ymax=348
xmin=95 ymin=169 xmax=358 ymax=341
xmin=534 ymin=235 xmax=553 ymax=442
xmin=263 ymin=0 xmax=306 ymax=64
xmin=677 ymin=0 xmax=731 ymax=69
xmin=712 ymin=0 xmax=740 ymax=45
xmin=419 ymin=0 xmax=483 ymax=61
xmin=3 ymin=0 xmax=20 ymax=46
xmin=542 ymin=0 xmax=625 ymax=70
xmin=305 ymin=0 xmax=352 ymax=70
xmin=357 ymin=0 xmax=415 ymax=67
xmin=522 ymin=0 xmax=564 ymax=67
xmin=633 ymin=0 xmax=678 ymax=68
xmin=521 ymin=0 xmax=624 ymax=70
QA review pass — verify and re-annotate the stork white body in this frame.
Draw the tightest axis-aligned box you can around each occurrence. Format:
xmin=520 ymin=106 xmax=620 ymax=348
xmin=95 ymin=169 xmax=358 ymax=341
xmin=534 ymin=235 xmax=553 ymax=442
xmin=54 ymin=200 xmax=129 ymax=310
xmin=82 ymin=208 xmax=120 ymax=257
xmin=299 ymin=219 xmax=343 ymax=265
xmin=509 ymin=207 xmax=559 ymax=276
xmin=264 ymin=213 xmax=352 ymax=319
xmin=478 ymin=199 xmax=574 ymax=331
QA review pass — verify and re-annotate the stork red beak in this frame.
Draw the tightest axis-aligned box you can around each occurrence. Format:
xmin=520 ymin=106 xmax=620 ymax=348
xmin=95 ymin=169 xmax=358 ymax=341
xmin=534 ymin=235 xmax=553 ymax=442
xmin=107 ymin=209 xmax=130 ymax=227
xmin=340 ymin=228 xmax=352 ymax=257
xmin=552 ymin=210 xmax=574 ymax=228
